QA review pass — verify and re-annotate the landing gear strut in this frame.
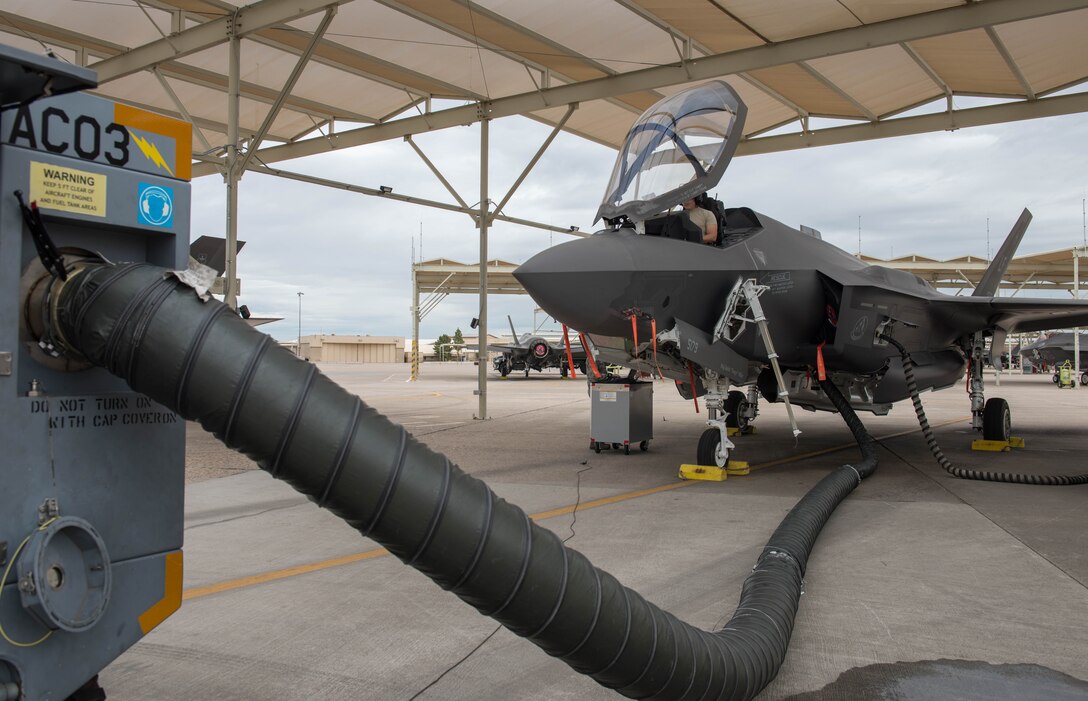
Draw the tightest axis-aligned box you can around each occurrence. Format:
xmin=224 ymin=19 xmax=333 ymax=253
xmin=968 ymin=331 xmax=1011 ymax=442
xmin=697 ymin=373 xmax=760 ymax=466
xmin=698 ymin=374 xmax=735 ymax=467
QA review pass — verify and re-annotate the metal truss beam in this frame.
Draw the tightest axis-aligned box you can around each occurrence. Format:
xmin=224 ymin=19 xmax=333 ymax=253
xmin=90 ymin=0 xmax=346 ymax=83
xmin=492 ymin=103 xmax=576 ymax=220
xmin=238 ymin=7 xmax=336 ymax=174
xmin=0 ymin=11 xmax=361 ymax=128
xmin=153 ymin=67 xmax=215 ymax=153
xmin=376 ymin=0 xmax=653 ymax=115
xmin=404 ymin=136 xmax=470 ymax=210
xmin=192 ymin=0 xmax=1083 ymax=175
xmin=984 ymin=26 xmax=1036 ymax=100
xmin=244 ymin=163 xmax=586 ymax=236
xmin=736 ymin=91 xmax=1088 ymax=156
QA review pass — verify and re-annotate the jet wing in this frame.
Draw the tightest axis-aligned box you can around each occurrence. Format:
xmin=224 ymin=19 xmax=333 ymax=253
xmin=485 ymin=344 xmax=525 ymax=354
xmin=941 ymin=297 xmax=1088 ymax=334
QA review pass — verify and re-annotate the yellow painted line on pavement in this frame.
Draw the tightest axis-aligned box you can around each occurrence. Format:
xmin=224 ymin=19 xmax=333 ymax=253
xmin=182 ymin=416 xmax=967 ymax=601
xmin=184 ymin=548 xmax=391 ymax=601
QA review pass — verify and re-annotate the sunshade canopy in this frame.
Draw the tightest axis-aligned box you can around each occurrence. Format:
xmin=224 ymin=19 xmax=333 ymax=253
xmin=2 ymin=0 xmax=1086 ymax=176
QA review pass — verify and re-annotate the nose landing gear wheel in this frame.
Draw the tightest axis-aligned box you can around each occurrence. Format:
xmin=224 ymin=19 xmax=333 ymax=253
xmin=982 ymin=397 xmax=1011 ymax=442
xmin=697 ymin=428 xmax=728 ymax=467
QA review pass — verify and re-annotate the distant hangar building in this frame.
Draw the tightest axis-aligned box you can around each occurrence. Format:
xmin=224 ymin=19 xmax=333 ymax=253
xmin=294 ymin=335 xmax=405 ymax=363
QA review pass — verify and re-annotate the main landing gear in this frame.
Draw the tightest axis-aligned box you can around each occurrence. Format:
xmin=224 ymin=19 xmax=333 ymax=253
xmin=968 ymin=331 xmax=1012 ymax=443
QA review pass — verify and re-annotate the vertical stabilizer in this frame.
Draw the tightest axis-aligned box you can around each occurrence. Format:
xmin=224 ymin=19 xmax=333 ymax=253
xmin=973 ymin=209 xmax=1032 ymax=297
xmin=508 ymin=315 xmax=522 ymax=346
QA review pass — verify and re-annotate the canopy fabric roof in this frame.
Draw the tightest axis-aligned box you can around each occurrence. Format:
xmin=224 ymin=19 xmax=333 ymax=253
xmin=414 ymin=258 xmax=521 ymax=295
xmin=860 ymin=246 xmax=1088 ymax=291
xmin=3 ymin=0 xmax=1087 ymax=177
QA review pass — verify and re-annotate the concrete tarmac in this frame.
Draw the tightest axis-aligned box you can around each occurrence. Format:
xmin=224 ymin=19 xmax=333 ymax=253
xmin=100 ymin=363 xmax=1088 ymax=700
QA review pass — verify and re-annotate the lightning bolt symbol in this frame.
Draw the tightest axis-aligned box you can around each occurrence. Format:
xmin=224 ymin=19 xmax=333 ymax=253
xmin=129 ymin=130 xmax=174 ymax=177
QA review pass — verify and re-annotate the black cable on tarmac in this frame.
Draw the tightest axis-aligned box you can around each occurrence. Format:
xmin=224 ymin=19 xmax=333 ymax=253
xmin=47 ymin=262 xmax=885 ymax=700
xmin=879 ymin=333 xmax=1088 ymax=486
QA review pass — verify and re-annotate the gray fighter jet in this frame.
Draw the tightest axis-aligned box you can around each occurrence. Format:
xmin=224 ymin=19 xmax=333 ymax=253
xmin=1019 ymin=331 xmax=1088 ymax=385
xmin=482 ymin=316 xmax=587 ymax=377
xmin=515 ymin=81 xmax=1088 ymax=466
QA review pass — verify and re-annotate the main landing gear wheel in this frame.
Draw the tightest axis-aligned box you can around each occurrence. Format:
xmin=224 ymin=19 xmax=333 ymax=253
xmin=561 ymin=364 xmax=568 ymax=378
xmin=697 ymin=428 xmax=728 ymax=468
xmin=982 ymin=397 xmax=1011 ymax=442
xmin=499 ymin=363 xmax=509 ymax=378
xmin=724 ymin=390 xmax=750 ymax=431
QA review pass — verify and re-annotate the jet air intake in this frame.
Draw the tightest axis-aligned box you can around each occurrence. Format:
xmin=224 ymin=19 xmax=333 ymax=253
xmin=33 ymin=258 xmax=881 ymax=700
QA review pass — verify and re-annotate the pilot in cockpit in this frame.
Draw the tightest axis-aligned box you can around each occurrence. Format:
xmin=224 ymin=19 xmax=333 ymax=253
xmin=682 ymin=198 xmax=718 ymax=245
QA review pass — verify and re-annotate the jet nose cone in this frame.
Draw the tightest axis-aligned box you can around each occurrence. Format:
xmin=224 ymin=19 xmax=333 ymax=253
xmin=515 ymin=233 xmax=635 ymax=334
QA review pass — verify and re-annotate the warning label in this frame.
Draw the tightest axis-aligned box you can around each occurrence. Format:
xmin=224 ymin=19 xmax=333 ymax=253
xmin=29 ymin=161 xmax=107 ymax=217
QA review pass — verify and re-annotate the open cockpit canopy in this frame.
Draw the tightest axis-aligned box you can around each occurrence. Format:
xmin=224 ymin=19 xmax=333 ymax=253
xmin=595 ymin=80 xmax=747 ymax=224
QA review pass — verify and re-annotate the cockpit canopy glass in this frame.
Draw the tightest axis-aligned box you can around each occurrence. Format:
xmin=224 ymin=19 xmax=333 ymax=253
xmin=595 ymin=80 xmax=747 ymax=224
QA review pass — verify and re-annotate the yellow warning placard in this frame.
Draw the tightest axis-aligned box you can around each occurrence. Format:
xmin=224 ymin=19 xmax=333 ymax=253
xmin=29 ymin=161 xmax=107 ymax=217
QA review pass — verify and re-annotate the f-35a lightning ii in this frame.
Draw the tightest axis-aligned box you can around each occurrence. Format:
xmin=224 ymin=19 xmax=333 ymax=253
xmin=1020 ymin=331 xmax=1088 ymax=385
xmin=485 ymin=316 xmax=587 ymax=378
xmin=515 ymin=80 xmax=1088 ymax=467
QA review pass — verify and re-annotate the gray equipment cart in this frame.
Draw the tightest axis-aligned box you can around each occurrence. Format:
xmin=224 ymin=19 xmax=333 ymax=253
xmin=590 ymin=381 xmax=652 ymax=455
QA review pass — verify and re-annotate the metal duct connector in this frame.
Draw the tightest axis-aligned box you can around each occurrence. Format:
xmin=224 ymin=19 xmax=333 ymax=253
xmin=45 ymin=262 xmax=878 ymax=700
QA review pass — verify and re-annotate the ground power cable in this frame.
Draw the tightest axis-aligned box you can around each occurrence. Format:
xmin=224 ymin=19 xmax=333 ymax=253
xmin=880 ymin=333 xmax=1088 ymax=485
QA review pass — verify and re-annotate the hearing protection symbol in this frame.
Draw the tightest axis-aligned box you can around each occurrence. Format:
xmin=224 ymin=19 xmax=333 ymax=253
xmin=137 ymin=183 xmax=174 ymax=228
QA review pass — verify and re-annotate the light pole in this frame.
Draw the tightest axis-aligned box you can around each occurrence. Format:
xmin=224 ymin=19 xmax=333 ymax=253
xmin=297 ymin=291 xmax=304 ymax=358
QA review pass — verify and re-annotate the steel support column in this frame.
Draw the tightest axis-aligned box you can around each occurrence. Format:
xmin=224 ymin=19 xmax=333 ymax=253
xmin=476 ymin=118 xmax=490 ymax=420
xmin=411 ymin=262 xmax=420 ymax=382
xmin=1075 ymin=249 xmax=1083 ymax=380
xmin=224 ymin=30 xmax=241 ymax=310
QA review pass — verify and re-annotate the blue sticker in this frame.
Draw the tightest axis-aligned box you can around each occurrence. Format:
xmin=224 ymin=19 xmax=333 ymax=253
xmin=138 ymin=182 xmax=174 ymax=228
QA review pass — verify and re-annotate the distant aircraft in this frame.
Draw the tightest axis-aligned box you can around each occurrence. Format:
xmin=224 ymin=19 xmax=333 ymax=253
xmin=1020 ymin=331 xmax=1088 ymax=385
xmin=515 ymin=80 xmax=1088 ymax=466
xmin=482 ymin=316 xmax=587 ymax=378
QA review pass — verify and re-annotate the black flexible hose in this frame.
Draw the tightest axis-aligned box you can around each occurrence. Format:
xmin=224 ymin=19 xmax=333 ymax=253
xmin=50 ymin=262 xmax=883 ymax=699
xmin=879 ymin=334 xmax=1088 ymax=486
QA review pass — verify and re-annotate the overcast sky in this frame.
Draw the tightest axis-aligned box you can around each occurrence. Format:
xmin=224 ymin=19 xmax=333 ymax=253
xmin=189 ymin=94 xmax=1088 ymax=343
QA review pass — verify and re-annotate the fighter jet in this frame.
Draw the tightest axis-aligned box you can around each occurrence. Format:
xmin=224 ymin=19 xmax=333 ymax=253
xmin=483 ymin=316 xmax=587 ymax=378
xmin=1020 ymin=331 xmax=1088 ymax=385
xmin=515 ymin=81 xmax=1088 ymax=466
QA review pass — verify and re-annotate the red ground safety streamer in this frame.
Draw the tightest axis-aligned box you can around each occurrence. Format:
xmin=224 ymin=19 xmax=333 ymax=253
xmin=650 ymin=317 xmax=663 ymax=379
xmin=579 ymin=332 xmax=602 ymax=379
xmin=687 ymin=362 xmax=699 ymax=414
xmin=630 ymin=314 xmax=639 ymax=354
xmin=816 ymin=341 xmax=827 ymax=381
xmin=562 ymin=324 xmax=577 ymax=378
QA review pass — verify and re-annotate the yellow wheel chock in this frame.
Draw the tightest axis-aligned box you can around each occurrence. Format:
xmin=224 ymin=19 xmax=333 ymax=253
xmin=679 ymin=460 xmax=750 ymax=481
xmin=971 ymin=437 xmax=1025 ymax=452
